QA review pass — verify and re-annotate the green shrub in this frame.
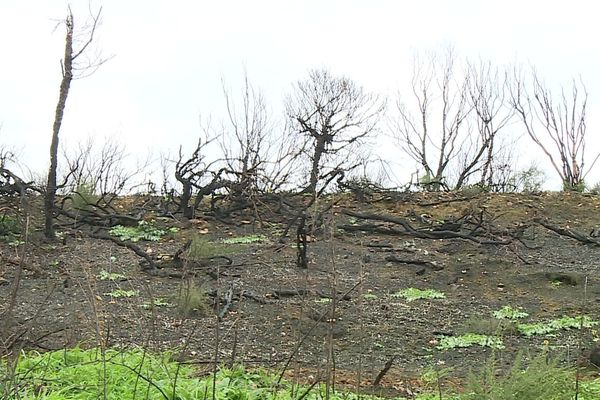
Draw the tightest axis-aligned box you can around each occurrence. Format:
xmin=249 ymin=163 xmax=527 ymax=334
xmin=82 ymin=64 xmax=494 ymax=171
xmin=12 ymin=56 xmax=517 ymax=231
xmin=563 ymin=179 xmax=586 ymax=193
xmin=513 ymin=164 xmax=546 ymax=193
xmin=70 ymin=181 xmax=99 ymax=211
xmin=0 ymin=214 xmax=20 ymax=238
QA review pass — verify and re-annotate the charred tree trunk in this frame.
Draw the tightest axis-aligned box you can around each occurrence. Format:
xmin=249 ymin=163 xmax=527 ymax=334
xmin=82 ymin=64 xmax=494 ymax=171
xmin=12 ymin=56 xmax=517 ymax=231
xmin=45 ymin=12 xmax=74 ymax=239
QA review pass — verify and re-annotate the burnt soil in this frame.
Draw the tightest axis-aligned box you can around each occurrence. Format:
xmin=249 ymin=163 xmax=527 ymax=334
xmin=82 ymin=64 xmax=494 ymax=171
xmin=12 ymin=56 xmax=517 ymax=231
xmin=2 ymin=192 xmax=600 ymax=395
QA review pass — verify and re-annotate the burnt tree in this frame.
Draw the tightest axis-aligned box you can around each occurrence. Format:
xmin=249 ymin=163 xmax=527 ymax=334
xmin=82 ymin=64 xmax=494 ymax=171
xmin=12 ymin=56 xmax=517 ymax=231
xmin=44 ymin=7 xmax=106 ymax=238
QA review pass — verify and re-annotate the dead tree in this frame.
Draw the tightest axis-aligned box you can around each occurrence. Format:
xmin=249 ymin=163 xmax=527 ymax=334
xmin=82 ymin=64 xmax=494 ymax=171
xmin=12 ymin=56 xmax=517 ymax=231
xmin=286 ymin=69 xmax=384 ymax=197
xmin=509 ymin=68 xmax=597 ymax=191
xmin=174 ymin=136 xmax=226 ymax=219
xmin=456 ymin=61 xmax=515 ymax=189
xmin=219 ymin=73 xmax=271 ymax=206
xmin=390 ymin=49 xmax=471 ymax=191
xmin=44 ymin=7 xmax=107 ymax=239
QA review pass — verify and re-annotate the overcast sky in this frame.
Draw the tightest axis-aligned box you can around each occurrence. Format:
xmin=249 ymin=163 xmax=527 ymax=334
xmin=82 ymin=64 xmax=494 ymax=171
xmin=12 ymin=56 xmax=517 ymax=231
xmin=1 ymin=0 xmax=599 ymax=189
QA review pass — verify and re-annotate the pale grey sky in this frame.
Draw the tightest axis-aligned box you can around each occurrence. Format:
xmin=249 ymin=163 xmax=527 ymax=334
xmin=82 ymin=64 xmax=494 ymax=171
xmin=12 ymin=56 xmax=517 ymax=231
xmin=1 ymin=0 xmax=599 ymax=188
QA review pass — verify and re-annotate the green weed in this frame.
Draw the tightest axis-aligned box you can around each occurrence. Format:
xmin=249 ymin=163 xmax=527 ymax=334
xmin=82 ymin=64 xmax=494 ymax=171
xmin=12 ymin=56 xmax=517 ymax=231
xmin=221 ymin=234 xmax=266 ymax=244
xmin=517 ymin=315 xmax=598 ymax=337
xmin=392 ymin=288 xmax=445 ymax=302
xmin=109 ymin=220 xmax=177 ymax=242
xmin=363 ymin=293 xmax=378 ymax=300
xmin=139 ymin=298 xmax=170 ymax=309
xmin=98 ymin=270 xmax=126 ymax=281
xmin=437 ymin=333 xmax=505 ymax=350
xmin=104 ymin=289 xmax=139 ymax=298
xmin=493 ymin=305 xmax=529 ymax=320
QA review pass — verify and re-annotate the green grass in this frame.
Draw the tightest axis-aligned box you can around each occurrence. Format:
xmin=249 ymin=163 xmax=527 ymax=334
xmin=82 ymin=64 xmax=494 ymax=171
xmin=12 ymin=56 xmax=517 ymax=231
xmin=0 ymin=348 xmax=405 ymax=400
xmin=3 ymin=347 xmax=600 ymax=399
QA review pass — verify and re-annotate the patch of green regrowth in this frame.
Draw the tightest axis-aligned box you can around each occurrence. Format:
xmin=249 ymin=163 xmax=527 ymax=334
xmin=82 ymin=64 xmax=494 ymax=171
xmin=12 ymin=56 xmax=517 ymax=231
xmin=4 ymin=347 xmax=600 ymax=400
xmin=176 ymin=279 xmax=210 ymax=317
xmin=437 ymin=333 xmax=505 ymax=350
xmin=2 ymin=347 xmax=411 ymax=400
xmin=0 ymin=214 xmax=20 ymax=239
xmin=109 ymin=220 xmax=178 ymax=242
xmin=185 ymin=235 xmax=235 ymax=260
xmin=493 ymin=305 xmax=529 ymax=320
xmin=221 ymin=234 xmax=266 ymax=244
xmin=139 ymin=298 xmax=170 ymax=309
xmin=517 ymin=315 xmax=598 ymax=337
xmin=563 ymin=179 xmax=586 ymax=193
xmin=97 ymin=270 xmax=126 ymax=281
xmin=513 ymin=164 xmax=546 ymax=193
xmin=420 ymin=365 xmax=455 ymax=395
xmin=69 ymin=181 xmax=99 ymax=211
xmin=392 ymin=287 xmax=445 ymax=302
xmin=363 ymin=293 xmax=378 ymax=301
xmin=104 ymin=289 xmax=139 ymax=298
xmin=589 ymin=181 xmax=600 ymax=195
xmin=462 ymin=351 xmax=600 ymax=400
xmin=550 ymin=280 xmax=562 ymax=288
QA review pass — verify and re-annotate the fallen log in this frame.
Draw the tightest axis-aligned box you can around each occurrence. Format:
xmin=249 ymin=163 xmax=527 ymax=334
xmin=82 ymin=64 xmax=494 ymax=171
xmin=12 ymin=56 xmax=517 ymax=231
xmin=340 ymin=209 xmax=511 ymax=245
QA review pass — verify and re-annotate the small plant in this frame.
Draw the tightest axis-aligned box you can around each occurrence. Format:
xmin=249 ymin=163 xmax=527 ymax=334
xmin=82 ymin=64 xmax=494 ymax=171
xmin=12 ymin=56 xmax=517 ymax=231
xmin=493 ymin=305 xmax=529 ymax=320
xmin=70 ymin=181 xmax=99 ymax=211
xmin=589 ymin=181 xmax=600 ymax=194
xmin=420 ymin=365 xmax=455 ymax=394
xmin=563 ymin=179 xmax=586 ymax=193
xmin=140 ymin=298 xmax=170 ymax=309
xmin=176 ymin=279 xmax=210 ymax=317
xmin=98 ymin=270 xmax=126 ymax=281
xmin=7 ymin=239 xmax=24 ymax=247
xmin=104 ymin=289 xmax=139 ymax=298
xmin=109 ymin=220 xmax=177 ymax=242
xmin=363 ymin=293 xmax=378 ymax=301
xmin=391 ymin=288 xmax=445 ymax=302
xmin=186 ymin=236 xmax=234 ymax=260
xmin=436 ymin=333 xmax=504 ymax=350
xmin=517 ymin=315 xmax=598 ymax=337
xmin=221 ymin=234 xmax=266 ymax=244
xmin=513 ymin=164 xmax=546 ymax=193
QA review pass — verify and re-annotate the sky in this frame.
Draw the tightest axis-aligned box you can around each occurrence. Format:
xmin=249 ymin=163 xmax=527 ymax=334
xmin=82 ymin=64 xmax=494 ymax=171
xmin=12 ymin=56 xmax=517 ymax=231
xmin=1 ymin=0 xmax=599 ymax=189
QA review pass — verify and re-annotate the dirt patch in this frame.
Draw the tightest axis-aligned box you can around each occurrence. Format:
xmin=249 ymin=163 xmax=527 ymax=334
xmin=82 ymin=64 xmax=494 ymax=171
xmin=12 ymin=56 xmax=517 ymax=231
xmin=2 ymin=192 xmax=600 ymax=392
